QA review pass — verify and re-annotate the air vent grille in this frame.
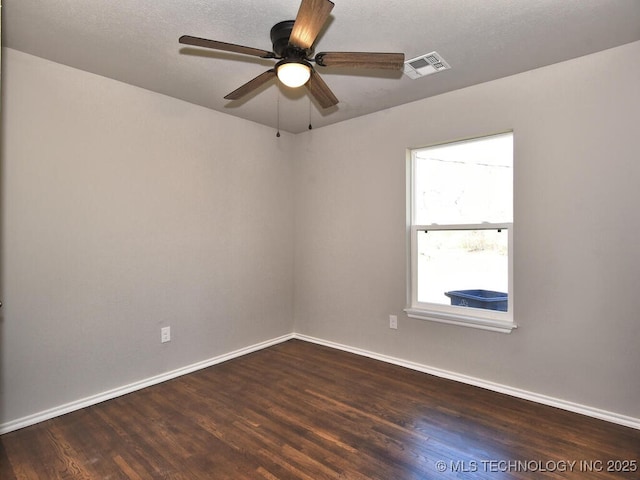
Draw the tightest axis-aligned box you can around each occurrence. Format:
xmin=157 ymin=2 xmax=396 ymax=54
xmin=409 ymin=58 xmax=429 ymax=69
xmin=403 ymin=52 xmax=450 ymax=79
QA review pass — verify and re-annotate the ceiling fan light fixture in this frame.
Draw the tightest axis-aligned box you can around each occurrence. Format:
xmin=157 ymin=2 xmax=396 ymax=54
xmin=277 ymin=61 xmax=311 ymax=88
xmin=181 ymin=0 xmax=403 ymax=109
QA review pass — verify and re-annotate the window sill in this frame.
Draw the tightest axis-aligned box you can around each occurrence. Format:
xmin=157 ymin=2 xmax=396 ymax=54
xmin=404 ymin=308 xmax=517 ymax=334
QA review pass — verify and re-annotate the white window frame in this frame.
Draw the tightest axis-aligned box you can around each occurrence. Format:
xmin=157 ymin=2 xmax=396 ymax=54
xmin=405 ymin=135 xmax=516 ymax=334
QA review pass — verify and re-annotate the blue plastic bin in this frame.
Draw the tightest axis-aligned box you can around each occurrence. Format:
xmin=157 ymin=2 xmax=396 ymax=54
xmin=444 ymin=289 xmax=508 ymax=312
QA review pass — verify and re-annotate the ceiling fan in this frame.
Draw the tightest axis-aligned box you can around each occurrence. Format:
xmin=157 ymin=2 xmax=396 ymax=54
xmin=179 ymin=0 xmax=405 ymax=109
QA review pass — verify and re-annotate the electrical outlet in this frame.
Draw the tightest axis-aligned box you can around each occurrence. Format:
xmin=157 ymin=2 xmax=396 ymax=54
xmin=389 ymin=315 xmax=398 ymax=330
xmin=161 ymin=326 xmax=171 ymax=343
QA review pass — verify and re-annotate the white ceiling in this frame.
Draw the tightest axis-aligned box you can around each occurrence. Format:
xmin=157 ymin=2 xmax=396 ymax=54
xmin=3 ymin=0 xmax=640 ymax=134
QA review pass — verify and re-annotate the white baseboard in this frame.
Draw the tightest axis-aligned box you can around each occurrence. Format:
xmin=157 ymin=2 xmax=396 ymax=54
xmin=3 ymin=332 xmax=638 ymax=434
xmin=0 ymin=333 xmax=294 ymax=435
xmin=293 ymin=333 xmax=640 ymax=431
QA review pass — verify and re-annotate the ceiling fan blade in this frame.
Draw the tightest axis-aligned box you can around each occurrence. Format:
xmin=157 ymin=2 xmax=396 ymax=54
xmin=179 ymin=35 xmax=275 ymax=59
xmin=290 ymin=0 xmax=335 ymax=50
xmin=315 ymin=52 xmax=405 ymax=70
xmin=224 ymin=69 xmax=277 ymax=100
xmin=305 ymin=69 xmax=338 ymax=109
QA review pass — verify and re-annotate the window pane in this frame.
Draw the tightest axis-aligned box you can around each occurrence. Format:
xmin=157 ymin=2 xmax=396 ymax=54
xmin=417 ymin=229 xmax=508 ymax=311
xmin=413 ymin=133 xmax=513 ymax=225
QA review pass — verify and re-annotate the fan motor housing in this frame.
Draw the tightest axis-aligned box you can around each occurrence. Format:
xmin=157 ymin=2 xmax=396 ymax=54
xmin=270 ymin=20 xmax=311 ymax=59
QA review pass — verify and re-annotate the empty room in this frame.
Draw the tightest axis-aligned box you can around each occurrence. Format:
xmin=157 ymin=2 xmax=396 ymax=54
xmin=1 ymin=0 xmax=639 ymax=478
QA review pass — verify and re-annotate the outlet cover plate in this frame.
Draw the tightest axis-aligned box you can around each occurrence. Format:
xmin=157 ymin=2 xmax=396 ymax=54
xmin=161 ymin=326 xmax=171 ymax=343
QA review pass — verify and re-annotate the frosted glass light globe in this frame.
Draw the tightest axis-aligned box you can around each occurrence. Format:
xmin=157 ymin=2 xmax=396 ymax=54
xmin=277 ymin=62 xmax=311 ymax=88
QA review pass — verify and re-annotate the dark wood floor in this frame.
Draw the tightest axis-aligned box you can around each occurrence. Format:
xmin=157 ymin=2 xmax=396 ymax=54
xmin=1 ymin=339 xmax=638 ymax=479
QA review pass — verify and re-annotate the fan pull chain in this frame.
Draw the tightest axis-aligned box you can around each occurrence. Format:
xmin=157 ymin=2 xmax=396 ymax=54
xmin=276 ymin=94 xmax=281 ymax=137
xmin=308 ymin=98 xmax=313 ymax=130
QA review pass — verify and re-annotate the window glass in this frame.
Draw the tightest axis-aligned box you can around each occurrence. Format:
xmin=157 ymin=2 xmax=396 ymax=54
xmin=413 ymin=133 xmax=513 ymax=225
xmin=416 ymin=228 xmax=509 ymax=309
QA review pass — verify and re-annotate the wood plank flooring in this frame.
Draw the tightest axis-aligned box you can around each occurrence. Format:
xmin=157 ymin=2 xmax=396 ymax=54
xmin=1 ymin=339 xmax=639 ymax=479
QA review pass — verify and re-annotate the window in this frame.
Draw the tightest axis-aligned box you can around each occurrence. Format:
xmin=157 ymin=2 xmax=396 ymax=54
xmin=405 ymin=132 xmax=515 ymax=333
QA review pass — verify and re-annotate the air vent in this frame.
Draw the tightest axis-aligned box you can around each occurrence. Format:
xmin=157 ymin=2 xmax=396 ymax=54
xmin=403 ymin=51 xmax=450 ymax=79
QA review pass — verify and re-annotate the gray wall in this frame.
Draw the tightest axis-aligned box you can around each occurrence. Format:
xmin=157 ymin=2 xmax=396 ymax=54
xmin=293 ymin=41 xmax=640 ymax=420
xmin=1 ymin=49 xmax=295 ymax=424
xmin=2 ymin=40 xmax=639 ymax=428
